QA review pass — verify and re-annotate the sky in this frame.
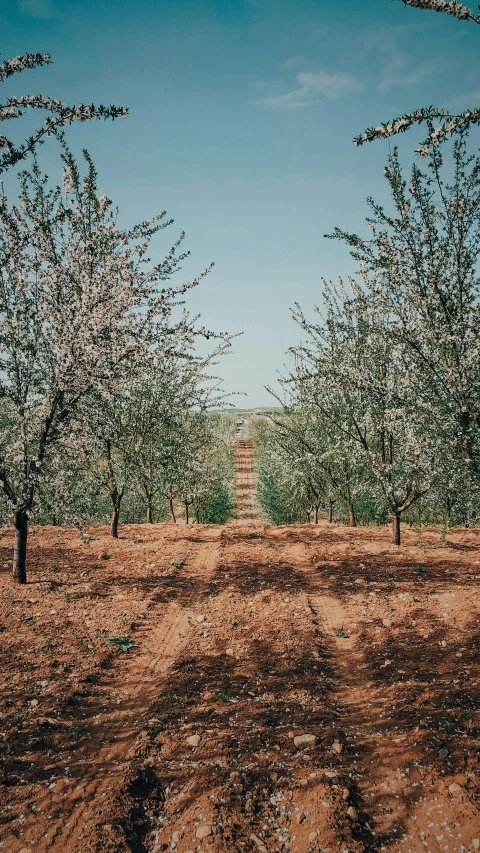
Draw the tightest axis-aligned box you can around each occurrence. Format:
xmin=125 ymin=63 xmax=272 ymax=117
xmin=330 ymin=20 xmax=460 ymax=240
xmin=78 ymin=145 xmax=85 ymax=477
xmin=2 ymin=0 xmax=480 ymax=405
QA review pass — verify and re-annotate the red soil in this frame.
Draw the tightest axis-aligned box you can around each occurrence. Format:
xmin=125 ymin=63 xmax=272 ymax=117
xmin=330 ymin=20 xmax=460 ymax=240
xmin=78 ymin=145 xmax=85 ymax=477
xmin=0 ymin=443 xmax=479 ymax=853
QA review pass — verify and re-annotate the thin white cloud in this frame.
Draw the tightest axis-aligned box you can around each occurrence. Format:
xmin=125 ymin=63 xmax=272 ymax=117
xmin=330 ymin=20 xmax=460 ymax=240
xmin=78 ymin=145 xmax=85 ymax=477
xmin=445 ymin=89 xmax=480 ymax=111
xmin=19 ymin=0 xmax=56 ymax=18
xmin=378 ymin=54 xmax=437 ymax=93
xmin=255 ymin=70 xmax=363 ymax=110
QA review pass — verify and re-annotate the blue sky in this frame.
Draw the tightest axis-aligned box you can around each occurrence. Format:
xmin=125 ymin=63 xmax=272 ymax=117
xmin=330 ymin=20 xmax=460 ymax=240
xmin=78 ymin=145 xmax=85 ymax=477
xmin=2 ymin=0 xmax=480 ymax=405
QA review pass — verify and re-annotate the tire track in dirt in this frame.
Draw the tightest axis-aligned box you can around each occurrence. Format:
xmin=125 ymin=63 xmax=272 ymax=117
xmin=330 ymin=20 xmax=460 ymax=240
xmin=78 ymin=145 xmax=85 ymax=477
xmin=283 ymin=534 xmax=480 ymax=853
xmin=2 ymin=497 xmax=479 ymax=851
xmin=4 ymin=528 xmax=224 ymax=853
xmin=125 ymin=526 xmax=351 ymax=853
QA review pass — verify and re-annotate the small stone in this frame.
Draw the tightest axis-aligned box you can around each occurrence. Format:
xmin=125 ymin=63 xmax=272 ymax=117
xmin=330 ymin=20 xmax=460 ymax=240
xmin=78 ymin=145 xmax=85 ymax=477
xmin=187 ymin=734 xmax=200 ymax=747
xmin=49 ymin=609 xmax=56 ymax=615
xmin=271 ymin=772 xmax=278 ymax=781
xmin=472 ymin=839 xmax=479 ymax=851
xmin=19 ymin=848 xmax=31 ymax=853
xmin=294 ymin=733 xmax=316 ymax=748
xmin=308 ymin=831 xmax=318 ymax=842
xmin=384 ymin=659 xmax=392 ymax=666
xmin=324 ymin=769 xmax=338 ymax=778
xmin=230 ymin=771 xmax=240 ymax=779
xmin=102 ymin=825 xmax=112 ymax=831
xmin=342 ymin=787 xmax=350 ymax=800
xmin=143 ymin=757 xmax=155 ymax=767
xmin=441 ymin=640 xmax=447 ymax=647
xmin=273 ymin=743 xmax=280 ymax=751
xmin=30 ymin=699 xmax=39 ymax=707
xmin=299 ymin=777 xmax=309 ymax=786
xmin=37 ymin=716 xmax=57 ymax=726
xmin=354 ymin=578 xmax=365 ymax=585
xmin=347 ymin=806 xmax=359 ymax=822
xmin=448 ymin=783 xmax=462 ymax=796
xmin=456 ymin=652 xmax=463 ymax=658
xmin=171 ymin=831 xmax=180 ymax=843
xmin=196 ymin=615 xmax=205 ymax=623
xmin=332 ymin=741 xmax=343 ymax=754
xmin=250 ymin=834 xmax=267 ymax=852
xmin=382 ymin=618 xmax=393 ymax=628
xmin=196 ymin=825 xmax=212 ymax=839
xmin=203 ymin=691 xmax=214 ymax=701
xmin=226 ymin=648 xmax=234 ymax=656
xmin=288 ymin=731 xmax=294 ymax=739
xmin=438 ymin=747 xmax=449 ymax=760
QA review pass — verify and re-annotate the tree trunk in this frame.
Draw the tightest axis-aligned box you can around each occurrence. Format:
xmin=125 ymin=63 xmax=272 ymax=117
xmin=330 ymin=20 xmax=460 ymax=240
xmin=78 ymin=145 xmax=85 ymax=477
xmin=146 ymin=499 xmax=153 ymax=524
xmin=348 ymin=503 xmax=357 ymax=527
xmin=185 ymin=502 xmax=189 ymax=525
xmin=169 ymin=498 xmax=176 ymax=523
xmin=328 ymin=500 xmax=335 ymax=523
xmin=195 ymin=508 xmax=200 ymax=524
xmin=314 ymin=504 xmax=319 ymax=524
xmin=392 ymin=511 xmax=401 ymax=546
xmin=111 ymin=506 xmax=119 ymax=539
xmin=13 ymin=509 xmax=28 ymax=585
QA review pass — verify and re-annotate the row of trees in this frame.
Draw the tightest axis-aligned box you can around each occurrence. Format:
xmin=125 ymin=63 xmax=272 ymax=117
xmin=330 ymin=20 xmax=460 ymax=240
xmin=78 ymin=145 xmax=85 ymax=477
xmin=0 ymin=145 xmax=235 ymax=583
xmin=0 ymin=50 xmax=236 ymax=583
xmin=254 ymin=136 xmax=480 ymax=543
xmin=252 ymin=0 xmax=480 ymax=545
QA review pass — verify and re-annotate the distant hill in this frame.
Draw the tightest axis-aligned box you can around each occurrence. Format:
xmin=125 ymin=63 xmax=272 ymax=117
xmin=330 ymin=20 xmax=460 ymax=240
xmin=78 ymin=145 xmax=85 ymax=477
xmin=212 ymin=406 xmax=283 ymax=415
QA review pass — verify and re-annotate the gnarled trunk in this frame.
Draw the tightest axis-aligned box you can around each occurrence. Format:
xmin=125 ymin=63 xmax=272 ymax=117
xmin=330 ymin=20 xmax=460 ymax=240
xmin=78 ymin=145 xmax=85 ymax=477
xmin=13 ymin=509 xmax=28 ymax=585
xmin=169 ymin=497 xmax=176 ymax=523
xmin=348 ymin=503 xmax=357 ymax=527
xmin=185 ymin=502 xmax=190 ymax=525
xmin=146 ymin=500 xmax=153 ymax=524
xmin=392 ymin=510 xmax=401 ymax=546
xmin=314 ymin=504 xmax=319 ymax=524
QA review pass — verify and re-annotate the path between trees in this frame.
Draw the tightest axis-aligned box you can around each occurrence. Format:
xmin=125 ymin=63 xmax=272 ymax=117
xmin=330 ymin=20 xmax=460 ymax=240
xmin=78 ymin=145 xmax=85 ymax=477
xmin=0 ymin=441 xmax=479 ymax=852
xmin=232 ymin=439 xmax=264 ymax=524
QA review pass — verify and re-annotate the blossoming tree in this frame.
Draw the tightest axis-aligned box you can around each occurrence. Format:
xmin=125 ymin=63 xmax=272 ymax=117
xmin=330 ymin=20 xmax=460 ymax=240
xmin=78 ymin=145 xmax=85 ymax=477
xmin=354 ymin=1 xmax=480 ymax=154
xmin=331 ymin=139 xmax=480 ymax=487
xmin=288 ymin=279 xmax=433 ymax=544
xmin=0 ymin=148 xmax=212 ymax=582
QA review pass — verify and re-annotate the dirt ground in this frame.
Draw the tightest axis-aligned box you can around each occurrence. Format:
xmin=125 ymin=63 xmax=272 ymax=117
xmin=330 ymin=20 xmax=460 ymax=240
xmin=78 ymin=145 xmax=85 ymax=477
xmin=0 ymin=441 xmax=479 ymax=853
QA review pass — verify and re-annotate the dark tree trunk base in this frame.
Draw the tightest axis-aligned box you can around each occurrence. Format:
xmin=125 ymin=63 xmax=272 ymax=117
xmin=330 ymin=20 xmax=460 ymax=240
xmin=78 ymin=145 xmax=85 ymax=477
xmin=111 ymin=507 xmax=119 ymax=539
xmin=13 ymin=510 xmax=28 ymax=584
xmin=392 ymin=511 xmax=401 ymax=546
